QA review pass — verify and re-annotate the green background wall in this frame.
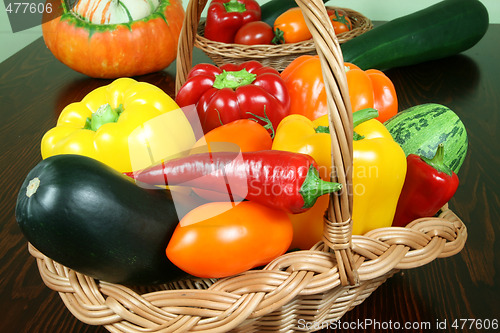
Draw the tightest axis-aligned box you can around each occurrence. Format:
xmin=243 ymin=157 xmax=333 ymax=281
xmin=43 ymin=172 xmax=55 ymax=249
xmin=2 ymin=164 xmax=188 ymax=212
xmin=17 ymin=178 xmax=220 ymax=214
xmin=1 ymin=0 xmax=498 ymax=63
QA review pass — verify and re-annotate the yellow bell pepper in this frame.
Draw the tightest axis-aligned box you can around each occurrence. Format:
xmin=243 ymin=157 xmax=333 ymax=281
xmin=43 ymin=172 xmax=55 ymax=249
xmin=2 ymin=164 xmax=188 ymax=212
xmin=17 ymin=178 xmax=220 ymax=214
xmin=272 ymin=108 xmax=407 ymax=248
xmin=41 ymin=78 xmax=196 ymax=173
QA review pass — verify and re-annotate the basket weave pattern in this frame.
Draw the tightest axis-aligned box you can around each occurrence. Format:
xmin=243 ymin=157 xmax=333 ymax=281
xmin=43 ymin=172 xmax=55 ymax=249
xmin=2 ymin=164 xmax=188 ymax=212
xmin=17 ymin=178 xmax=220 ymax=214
xmin=30 ymin=0 xmax=467 ymax=332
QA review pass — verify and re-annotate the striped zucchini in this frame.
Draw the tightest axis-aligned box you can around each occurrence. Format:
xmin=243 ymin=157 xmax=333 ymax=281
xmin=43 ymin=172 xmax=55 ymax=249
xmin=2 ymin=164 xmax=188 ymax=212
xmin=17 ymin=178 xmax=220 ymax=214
xmin=384 ymin=103 xmax=468 ymax=174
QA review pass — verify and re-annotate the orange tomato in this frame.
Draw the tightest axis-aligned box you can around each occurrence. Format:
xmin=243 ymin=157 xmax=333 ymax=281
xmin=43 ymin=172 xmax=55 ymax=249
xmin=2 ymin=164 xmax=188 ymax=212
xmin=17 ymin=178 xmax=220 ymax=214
xmin=281 ymin=56 xmax=398 ymax=122
xmin=166 ymin=201 xmax=293 ymax=278
xmin=273 ymin=7 xmax=312 ymax=43
xmin=327 ymin=8 xmax=352 ymax=35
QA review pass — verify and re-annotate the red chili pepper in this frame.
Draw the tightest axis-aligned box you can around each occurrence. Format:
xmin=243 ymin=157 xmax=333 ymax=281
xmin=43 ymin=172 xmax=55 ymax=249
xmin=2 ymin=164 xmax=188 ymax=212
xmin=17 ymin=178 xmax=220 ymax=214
xmin=392 ymin=144 xmax=459 ymax=227
xmin=125 ymin=150 xmax=341 ymax=214
xmin=204 ymin=0 xmax=261 ymax=43
xmin=175 ymin=61 xmax=290 ymax=135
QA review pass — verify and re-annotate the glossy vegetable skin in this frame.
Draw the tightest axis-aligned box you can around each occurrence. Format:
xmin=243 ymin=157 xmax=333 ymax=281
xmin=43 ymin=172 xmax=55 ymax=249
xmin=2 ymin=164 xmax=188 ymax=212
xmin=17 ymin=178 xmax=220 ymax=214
xmin=273 ymin=7 xmax=311 ymax=44
xmin=175 ymin=61 xmax=290 ymax=134
xmin=42 ymin=0 xmax=185 ymax=78
xmin=281 ymin=56 xmax=397 ymax=122
xmin=166 ymin=201 xmax=293 ymax=278
xmin=329 ymin=8 xmax=352 ymax=35
xmin=341 ymin=0 xmax=489 ymax=70
xmin=349 ymin=110 xmax=407 ymax=235
xmin=190 ymin=119 xmax=272 ymax=201
xmin=126 ymin=150 xmax=341 ymax=214
xmin=41 ymin=78 xmax=195 ymax=173
xmin=204 ymin=0 xmax=261 ymax=43
xmin=345 ymin=63 xmax=398 ymax=123
xmin=15 ymin=154 xmax=194 ymax=285
xmin=193 ymin=119 xmax=273 ymax=152
xmin=235 ymin=21 xmax=275 ymax=45
xmin=271 ymin=114 xmax=333 ymax=181
xmin=273 ymin=7 xmax=352 ymax=44
xmin=392 ymin=144 xmax=459 ymax=227
xmin=274 ymin=109 xmax=406 ymax=240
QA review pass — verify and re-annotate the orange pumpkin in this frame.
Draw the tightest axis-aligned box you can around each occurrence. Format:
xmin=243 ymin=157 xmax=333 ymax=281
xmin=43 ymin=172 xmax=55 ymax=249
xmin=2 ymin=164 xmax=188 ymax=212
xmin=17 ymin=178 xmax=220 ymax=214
xmin=42 ymin=0 xmax=185 ymax=78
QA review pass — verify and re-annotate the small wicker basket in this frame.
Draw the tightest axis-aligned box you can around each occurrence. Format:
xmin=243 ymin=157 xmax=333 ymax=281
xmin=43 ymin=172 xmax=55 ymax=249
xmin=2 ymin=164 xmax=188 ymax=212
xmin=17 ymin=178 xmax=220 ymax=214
xmin=29 ymin=0 xmax=467 ymax=332
xmin=193 ymin=5 xmax=373 ymax=71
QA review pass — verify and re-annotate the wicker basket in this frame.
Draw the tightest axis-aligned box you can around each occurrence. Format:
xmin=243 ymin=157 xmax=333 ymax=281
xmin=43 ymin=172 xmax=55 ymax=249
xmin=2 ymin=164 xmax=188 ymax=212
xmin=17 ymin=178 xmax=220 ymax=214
xmin=29 ymin=0 xmax=467 ymax=332
xmin=192 ymin=4 xmax=373 ymax=71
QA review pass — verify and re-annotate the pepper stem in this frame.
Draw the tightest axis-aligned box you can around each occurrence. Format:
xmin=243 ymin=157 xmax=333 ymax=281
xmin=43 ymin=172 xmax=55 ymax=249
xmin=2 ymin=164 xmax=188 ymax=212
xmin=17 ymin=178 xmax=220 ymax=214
xmin=353 ymin=107 xmax=379 ymax=128
xmin=330 ymin=9 xmax=352 ymax=30
xmin=421 ymin=144 xmax=453 ymax=176
xmin=299 ymin=165 xmax=342 ymax=209
xmin=272 ymin=28 xmax=285 ymax=44
xmin=314 ymin=108 xmax=379 ymax=141
xmin=246 ymin=106 xmax=275 ymax=138
xmin=223 ymin=0 xmax=246 ymax=13
xmin=213 ymin=69 xmax=257 ymax=90
xmin=84 ymin=104 xmax=123 ymax=131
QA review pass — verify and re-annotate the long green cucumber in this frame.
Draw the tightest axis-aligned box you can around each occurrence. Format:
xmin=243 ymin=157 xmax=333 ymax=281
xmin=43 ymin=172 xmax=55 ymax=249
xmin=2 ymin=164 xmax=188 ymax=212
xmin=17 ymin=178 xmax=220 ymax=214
xmin=341 ymin=0 xmax=489 ymax=70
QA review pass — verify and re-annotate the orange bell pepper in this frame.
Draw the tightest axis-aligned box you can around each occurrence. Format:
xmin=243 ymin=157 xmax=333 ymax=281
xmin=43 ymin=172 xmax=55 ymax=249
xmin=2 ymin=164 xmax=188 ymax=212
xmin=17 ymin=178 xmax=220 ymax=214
xmin=280 ymin=55 xmax=398 ymax=122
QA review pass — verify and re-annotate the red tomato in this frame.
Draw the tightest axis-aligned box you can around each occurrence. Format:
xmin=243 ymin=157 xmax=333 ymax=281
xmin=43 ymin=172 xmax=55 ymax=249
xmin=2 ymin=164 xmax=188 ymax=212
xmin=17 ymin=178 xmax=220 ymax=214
xmin=235 ymin=21 xmax=275 ymax=45
xmin=166 ymin=201 xmax=293 ymax=278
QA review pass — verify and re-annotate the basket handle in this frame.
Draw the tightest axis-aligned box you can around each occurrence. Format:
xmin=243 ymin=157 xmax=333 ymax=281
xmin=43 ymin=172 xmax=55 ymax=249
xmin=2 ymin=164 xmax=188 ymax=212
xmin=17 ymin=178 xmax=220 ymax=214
xmin=175 ymin=0 xmax=209 ymax=94
xmin=175 ymin=0 xmax=358 ymax=285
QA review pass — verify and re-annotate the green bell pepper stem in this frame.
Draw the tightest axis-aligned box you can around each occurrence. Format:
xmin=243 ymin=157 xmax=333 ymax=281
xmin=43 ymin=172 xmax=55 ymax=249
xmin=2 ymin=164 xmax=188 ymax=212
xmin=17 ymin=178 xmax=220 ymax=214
xmin=213 ymin=69 xmax=257 ymax=90
xmin=421 ymin=143 xmax=453 ymax=176
xmin=300 ymin=165 xmax=342 ymax=209
xmin=84 ymin=104 xmax=124 ymax=131
xmin=224 ymin=0 xmax=247 ymax=13
xmin=352 ymin=108 xmax=379 ymax=128
xmin=315 ymin=108 xmax=379 ymax=141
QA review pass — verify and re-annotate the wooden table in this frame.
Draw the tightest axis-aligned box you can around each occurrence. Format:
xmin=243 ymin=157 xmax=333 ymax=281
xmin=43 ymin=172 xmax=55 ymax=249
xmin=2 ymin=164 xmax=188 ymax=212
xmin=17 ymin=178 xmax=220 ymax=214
xmin=1 ymin=23 xmax=498 ymax=333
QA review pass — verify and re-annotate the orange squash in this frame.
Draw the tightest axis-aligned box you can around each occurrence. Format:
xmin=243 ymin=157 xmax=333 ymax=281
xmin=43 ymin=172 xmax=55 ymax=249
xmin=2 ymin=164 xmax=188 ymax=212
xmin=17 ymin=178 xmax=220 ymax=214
xmin=42 ymin=0 xmax=185 ymax=78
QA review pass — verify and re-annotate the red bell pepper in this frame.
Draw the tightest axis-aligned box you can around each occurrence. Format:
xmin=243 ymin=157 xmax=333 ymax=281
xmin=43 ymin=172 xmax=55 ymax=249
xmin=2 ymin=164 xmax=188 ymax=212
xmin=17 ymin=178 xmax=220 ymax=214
xmin=392 ymin=144 xmax=459 ymax=227
xmin=125 ymin=150 xmax=341 ymax=214
xmin=175 ymin=61 xmax=290 ymax=135
xmin=204 ymin=0 xmax=261 ymax=43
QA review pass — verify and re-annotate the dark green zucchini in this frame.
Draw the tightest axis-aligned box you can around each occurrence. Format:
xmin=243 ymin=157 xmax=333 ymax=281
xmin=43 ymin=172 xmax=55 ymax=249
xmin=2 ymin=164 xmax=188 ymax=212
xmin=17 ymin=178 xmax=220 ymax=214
xmin=341 ymin=0 xmax=489 ymax=70
xmin=15 ymin=154 xmax=197 ymax=285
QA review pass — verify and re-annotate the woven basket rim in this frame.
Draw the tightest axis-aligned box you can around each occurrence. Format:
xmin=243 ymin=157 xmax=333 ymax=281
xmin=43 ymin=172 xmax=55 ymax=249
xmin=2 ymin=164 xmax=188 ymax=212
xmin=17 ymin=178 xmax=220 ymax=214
xmin=194 ymin=6 xmax=373 ymax=59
